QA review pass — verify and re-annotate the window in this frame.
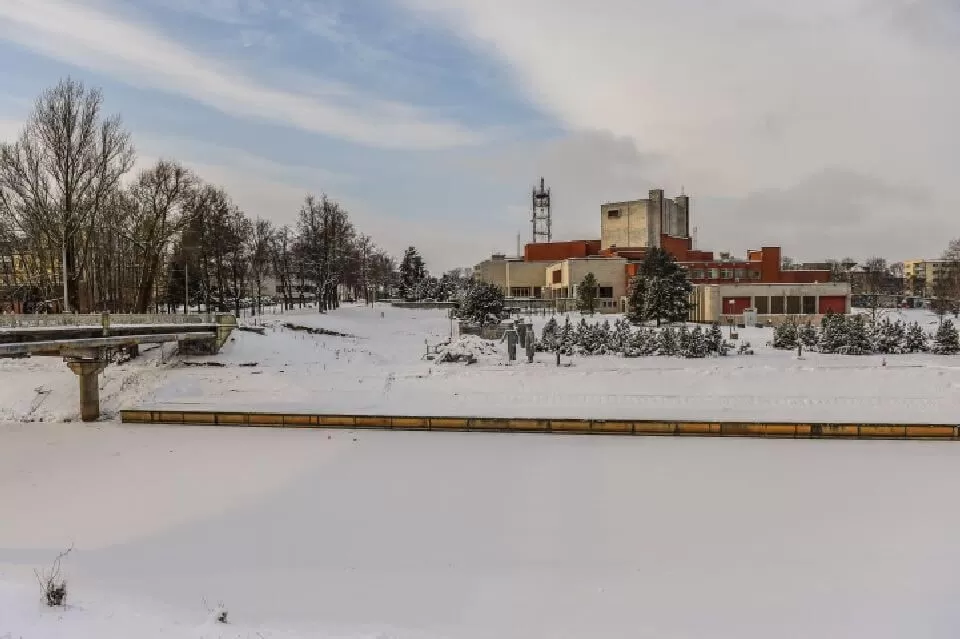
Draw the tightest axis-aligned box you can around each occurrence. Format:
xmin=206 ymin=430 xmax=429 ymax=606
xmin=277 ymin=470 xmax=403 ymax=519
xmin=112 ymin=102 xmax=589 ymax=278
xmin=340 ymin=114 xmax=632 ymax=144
xmin=598 ymin=286 xmax=614 ymax=299
xmin=749 ymin=270 xmax=761 ymax=280
xmin=720 ymin=269 xmax=734 ymax=279
xmin=607 ymin=209 xmax=621 ymax=218
xmin=510 ymin=287 xmax=531 ymax=298
xmin=755 ymin=296 xmax=769 ymax=314
xmin=786 ymin=295 xmax=801 ymax=314
xmin=691 ymin=269 xmax=705 ymax=280
xmin=552 ymin=270 xmax=562 ymax=284
xmin=734 ymin=269 xmax=746 ymax=280
xmin=708 ymin=268 xmax=720 ymax=279
xmin=770 ymin=296 xmax=785 ymax=314
xmin=533 ymin=286 xmax=543 ymax=299
xmin=802 ymin=296 xmax=816 ymax=314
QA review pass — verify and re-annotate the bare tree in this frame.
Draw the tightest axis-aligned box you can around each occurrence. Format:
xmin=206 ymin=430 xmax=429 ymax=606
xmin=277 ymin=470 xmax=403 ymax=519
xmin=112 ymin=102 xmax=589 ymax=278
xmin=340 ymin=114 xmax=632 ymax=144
xmin=0 ymin=78 xmax=134 ymax=312
xmin=126 ymin=160 xmax=194 ymax=312
xmin=270 ymin=225 xmax=295 ymax=310
xmin=248 ymin=217 xmax=274 ymax=316
xmin=941 ymin=238 xmax=960 ymax=310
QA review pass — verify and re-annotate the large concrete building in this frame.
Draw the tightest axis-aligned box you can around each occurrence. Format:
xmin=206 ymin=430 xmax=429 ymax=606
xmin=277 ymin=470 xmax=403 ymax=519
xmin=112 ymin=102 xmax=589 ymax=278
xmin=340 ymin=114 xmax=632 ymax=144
xmin=475 ymin=188 xmax=851 ymax=321
xmin=600 ymin=190 xmax=690 ymax=250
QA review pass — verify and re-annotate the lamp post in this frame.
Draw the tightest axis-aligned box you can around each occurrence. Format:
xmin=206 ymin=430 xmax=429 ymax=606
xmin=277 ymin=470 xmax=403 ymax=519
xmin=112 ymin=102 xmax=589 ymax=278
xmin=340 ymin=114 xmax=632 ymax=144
xmin=727 ymin=299 xmax=735 ymax=337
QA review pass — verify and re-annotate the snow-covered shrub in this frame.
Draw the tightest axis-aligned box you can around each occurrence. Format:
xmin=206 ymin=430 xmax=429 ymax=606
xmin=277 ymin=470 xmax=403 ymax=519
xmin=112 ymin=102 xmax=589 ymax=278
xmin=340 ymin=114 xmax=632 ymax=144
xmin=36 ymin=547 xmax=71 ymax=607
xmin=934 ymin=320 xmax=960 ymax=355
xmin=772 ymin=322 xmax=798 ymax=349
xmin=799 ymin=321 xmax=818 ymax=350
xmin=683 ymin=326 xmax=708 ymax=358
xmin=707 ymin=323 xmax=729 ymax=356
xmin=737 ymin=341 xmax=755 ymax=355
xmin=872 ymin=317 xmax=905 ymax=354
xmin=657 ymin=327 xmax=679 ymax=356
xmin=458 ymin=281 xmax=504 ymax=326
xmin=624 ymin=328 xmax=657 ymax=357
xmin=558 ymin=316 xmax=576 ymax=356
xmin=609 ymin=318 xmax=632 ymax=353
xmin=844 ymin=314 xmax=872 ymax=355
xmin=435 ymin=336 xmax=497 ymax=364
xmin=539 ymin=317 xmax=559 ymax=352
xmin=818 ymin=313 xmax=846 ymax=354
xmin=903 ymin=321 xmax=928 ymax=353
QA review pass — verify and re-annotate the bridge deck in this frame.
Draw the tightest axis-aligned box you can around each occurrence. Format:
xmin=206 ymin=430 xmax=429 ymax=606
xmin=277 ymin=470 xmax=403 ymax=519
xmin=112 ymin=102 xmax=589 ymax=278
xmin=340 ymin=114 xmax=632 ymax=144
xmin=0 ymin=332 xmax=215 ymax=356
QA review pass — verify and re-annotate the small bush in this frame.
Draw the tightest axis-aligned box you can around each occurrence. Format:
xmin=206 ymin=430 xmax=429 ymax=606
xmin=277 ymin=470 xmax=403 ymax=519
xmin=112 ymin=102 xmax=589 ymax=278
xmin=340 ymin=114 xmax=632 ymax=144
xmin=36 ymin=547 xmax=72 ymax=607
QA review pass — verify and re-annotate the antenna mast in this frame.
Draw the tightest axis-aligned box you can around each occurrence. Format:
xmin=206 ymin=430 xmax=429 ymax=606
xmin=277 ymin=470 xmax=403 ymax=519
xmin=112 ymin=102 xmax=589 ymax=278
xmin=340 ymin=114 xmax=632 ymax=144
xmin=531 ymin=177 xmax=552 ymax=244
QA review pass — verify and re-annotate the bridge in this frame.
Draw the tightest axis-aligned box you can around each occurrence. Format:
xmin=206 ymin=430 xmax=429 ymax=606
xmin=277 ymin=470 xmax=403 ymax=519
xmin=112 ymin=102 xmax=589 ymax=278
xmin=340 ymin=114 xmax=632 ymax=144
xmin=0 ymin=313 xmax=236 ymax=421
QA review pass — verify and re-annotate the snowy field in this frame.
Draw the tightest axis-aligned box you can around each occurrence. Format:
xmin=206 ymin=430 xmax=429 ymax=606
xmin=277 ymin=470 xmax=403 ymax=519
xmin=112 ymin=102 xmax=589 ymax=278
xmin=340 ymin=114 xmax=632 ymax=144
xmin=4 ymin=303 xmax=956 ymax=424
xmin=5 ymin=423 xmax=960 ymax=638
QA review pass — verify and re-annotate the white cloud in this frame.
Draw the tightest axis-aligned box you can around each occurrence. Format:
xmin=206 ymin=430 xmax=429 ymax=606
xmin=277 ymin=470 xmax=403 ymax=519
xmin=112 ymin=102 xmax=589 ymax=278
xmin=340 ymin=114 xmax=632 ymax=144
xmin=0 ymin=0 xmax=481 ymax=149
xmin=399 ymin=0 xmax=960 ymax=259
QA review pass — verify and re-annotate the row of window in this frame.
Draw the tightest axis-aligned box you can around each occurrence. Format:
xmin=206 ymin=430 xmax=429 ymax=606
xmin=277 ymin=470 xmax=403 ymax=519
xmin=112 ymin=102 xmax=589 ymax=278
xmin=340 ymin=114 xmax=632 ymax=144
xmin=511 ymin=286 xmax=614 ymax=299
xmin=752 ymin=296 xmax=818 ymax=315
xmin=689 ymin=268 xmax=761 ymax=281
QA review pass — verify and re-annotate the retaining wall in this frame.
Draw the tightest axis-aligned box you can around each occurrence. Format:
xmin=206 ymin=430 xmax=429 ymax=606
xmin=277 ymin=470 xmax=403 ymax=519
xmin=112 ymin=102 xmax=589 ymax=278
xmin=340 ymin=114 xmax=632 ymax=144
xmin=119 ymin=410 xmax=960 ymax=440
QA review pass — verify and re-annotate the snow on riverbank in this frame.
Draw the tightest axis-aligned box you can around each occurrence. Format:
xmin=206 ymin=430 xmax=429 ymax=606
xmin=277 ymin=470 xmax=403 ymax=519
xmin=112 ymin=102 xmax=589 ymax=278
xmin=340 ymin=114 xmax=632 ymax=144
xmin=1 ymin=304 xmax=959 ymax=423
xmin=145 ymin=305 xmax=960 ymax=423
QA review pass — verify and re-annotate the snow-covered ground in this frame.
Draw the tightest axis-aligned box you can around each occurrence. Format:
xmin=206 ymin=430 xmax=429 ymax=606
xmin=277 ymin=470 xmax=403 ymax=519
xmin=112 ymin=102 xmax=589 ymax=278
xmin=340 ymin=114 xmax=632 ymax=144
xmin=5 ymin=306 xmax=960 ymax=637
xmin=5 ymin=423 xmax=960 ymax=638
xmin=1 ymin=304 xmax=959 ymax=423
xmin=146 ymin=305 xmax=960 ymax=423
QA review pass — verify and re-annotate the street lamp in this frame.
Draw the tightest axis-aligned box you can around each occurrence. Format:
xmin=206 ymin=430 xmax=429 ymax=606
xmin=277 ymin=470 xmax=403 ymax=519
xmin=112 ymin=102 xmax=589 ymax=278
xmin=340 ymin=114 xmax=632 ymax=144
xmin=727 ymin=299 xmax=735 ymax=337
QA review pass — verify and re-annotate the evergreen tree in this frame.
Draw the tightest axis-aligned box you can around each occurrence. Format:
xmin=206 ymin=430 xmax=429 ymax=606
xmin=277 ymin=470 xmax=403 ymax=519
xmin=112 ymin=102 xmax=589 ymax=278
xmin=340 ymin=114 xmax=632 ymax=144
xmin=579 ymin=321 xmax=607 ymax=355
xmin=844 ymin=314 xmax=872 ymax=355
xmin=576 ymin=272 xmax=600 ymax=314
xmin=706 ymin=323 xmax=726 ymax=355
xmin=574 ymin=318 xmax=590 ymax=353
xmin=677 ymin=325 xmax=691 ymax=354
xmin=596 ymin=319 xmax=612 ymax=354
xmin=625 ymin=327 xmax=657 ymax=357
xmin=872 ymin=317 xmax=905 ymax=354
xmin=818 ymin=313 xmax=847 ymax=354
xmin=458 ymin=281 xmax=504 ymax=326
xmin=934 ymin=319 xmax=960 ymax=354
xmin=799 ymin=321 xmax=819 ymax=350
xmin=658 ymin=326 xmax=679 ymax=356
xmin=684 ymin=326 xmax=708 ymax=358
xmin=539 ymin=317 xmax=559 ymax=352
xmin=904 ymin=321 xmax=928 ymax=353
xmin=610 ymin=318 xmax=632 ymax=353
xmin=772 ymin=322 xmax=799 ymax=349
xmin=398 ymin=247 xmax=426 ymax=301
xmin=626 ymin=247 xmax=692 ymax=326
xmin=559 ymin=316 xmax=575 ymax=355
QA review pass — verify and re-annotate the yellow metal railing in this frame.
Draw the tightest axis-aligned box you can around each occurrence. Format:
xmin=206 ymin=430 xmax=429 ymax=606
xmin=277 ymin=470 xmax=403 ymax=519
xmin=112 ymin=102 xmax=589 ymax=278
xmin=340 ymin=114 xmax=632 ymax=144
xmin=119 ymin=410 xmax=959 ymax=440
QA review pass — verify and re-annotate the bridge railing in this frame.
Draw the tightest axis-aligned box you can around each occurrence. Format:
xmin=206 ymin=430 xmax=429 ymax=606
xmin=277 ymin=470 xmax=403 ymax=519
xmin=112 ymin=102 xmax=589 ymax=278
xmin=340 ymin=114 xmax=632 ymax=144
xmin=0 ymin=313 xmax=210 ymax=328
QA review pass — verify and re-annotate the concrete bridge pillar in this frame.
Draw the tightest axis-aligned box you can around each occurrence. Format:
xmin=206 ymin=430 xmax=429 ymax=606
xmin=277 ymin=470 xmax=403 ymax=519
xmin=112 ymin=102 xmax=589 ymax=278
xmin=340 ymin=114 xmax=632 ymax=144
xmin=66 ymin=357 xmax=108 ymax=422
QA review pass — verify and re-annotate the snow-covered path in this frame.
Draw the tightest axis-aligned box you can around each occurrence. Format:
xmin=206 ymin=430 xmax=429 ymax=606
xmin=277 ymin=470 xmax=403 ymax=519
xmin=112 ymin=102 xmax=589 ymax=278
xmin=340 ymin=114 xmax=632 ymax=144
xmin=3 ymin=423 xmax=960 ymax=638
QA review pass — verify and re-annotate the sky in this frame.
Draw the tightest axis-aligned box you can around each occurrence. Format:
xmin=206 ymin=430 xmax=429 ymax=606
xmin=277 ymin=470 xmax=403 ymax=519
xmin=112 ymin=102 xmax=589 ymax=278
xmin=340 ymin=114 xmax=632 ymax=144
xmin=0 ymin=0 xmax=957 ymax=272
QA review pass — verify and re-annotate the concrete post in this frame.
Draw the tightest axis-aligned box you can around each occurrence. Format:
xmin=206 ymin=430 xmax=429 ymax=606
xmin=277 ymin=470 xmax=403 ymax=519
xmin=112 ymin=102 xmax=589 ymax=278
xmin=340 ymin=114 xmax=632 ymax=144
xmin=526 ymin=329 xmax=535 ymax=363
xmin=66 ymin=358 xmax=108 ymax=422
xmin=506 ymin=328 xmax=518 ymax=361
xmin=517 ymin=322 xmax=527 ymax=349
xmin=101 ymin=312 xmax=110 ymax=337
